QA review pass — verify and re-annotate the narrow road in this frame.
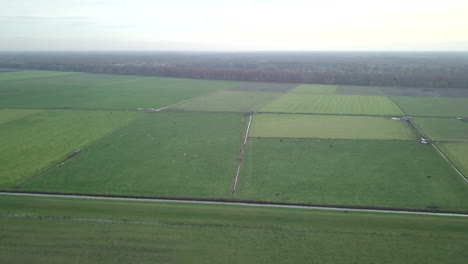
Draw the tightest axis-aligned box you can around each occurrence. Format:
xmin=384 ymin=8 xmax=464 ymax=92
xmin=1 ymin=191 xmax=467 ymax=217
xmin=232 ymin=114 xmax=253 ymax=193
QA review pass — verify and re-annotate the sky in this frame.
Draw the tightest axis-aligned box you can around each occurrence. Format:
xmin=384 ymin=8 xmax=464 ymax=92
xmin=1 ymin=0 xmax=468 ymax=51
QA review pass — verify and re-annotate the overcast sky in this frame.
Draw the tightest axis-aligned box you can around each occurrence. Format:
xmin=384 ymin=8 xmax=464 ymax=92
xmin=1 ymin=0 xmax=467 ymax=51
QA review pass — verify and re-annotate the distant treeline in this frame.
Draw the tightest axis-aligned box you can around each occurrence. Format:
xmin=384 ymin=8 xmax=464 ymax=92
xmin=1 ymin=51 xmax=468 ymax=88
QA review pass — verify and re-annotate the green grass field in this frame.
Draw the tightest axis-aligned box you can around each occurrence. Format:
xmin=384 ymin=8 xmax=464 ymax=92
xmin=235 ymin=138 xmax=468 ymax=212
xmin=289 ymin=84 xmax=337 ymax=94
xmin=1 ymin=195 xmax=467 ymax=264
xmin=0 ymin=109 xmax=44 ymax=125
xmin=249 ymin=114 xmax=415 ymax=140
xmin=0 ymin=110 xmax=143 ymax=187
xmin=22 ymin=112 xmax=246 ymax=198
xmin=392 ymin=96 xmax=468 ymax=117
xmin=0 ymin=70 xmax=78 ymax=81
xmin=260 ymin=94 xmax=402 ymax=115
xmin=0 ymin=71 xmax=240 ymax=109
xmin=172 ymin=91 xmax=282 ymax=112
xmin=413 ymin=118 xmax=468 ymax=141
xmin=438 ymin=143 xmax=468 ymax=176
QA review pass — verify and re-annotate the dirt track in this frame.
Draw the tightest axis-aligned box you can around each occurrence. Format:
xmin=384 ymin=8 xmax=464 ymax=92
xmin=1 ymin=191 xmax=467 ymax=217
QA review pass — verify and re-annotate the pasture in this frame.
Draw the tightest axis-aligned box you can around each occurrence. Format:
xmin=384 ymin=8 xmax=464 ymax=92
xmin=336 ymin=85 xmax=384 ymax=96
xmin=289 ymin=84 xmax=337 ymax=94
xmin=0 ymin=70 xmax=77 ymax=81
xmin=392 ymin=96 xmax=468 ymax=117
xmin=23 ymin=112 xmax=246 ymax=198
xmin=229 ymin=82 xmax=297 ymax=92
xmin=0 ymin=72 xmax=240 ymax=109
xmin=260 ymin=94 xmax=402 ymax=115
xmin=235 ymin=138 xmax=468 ymax=212
xmin=0 ymin=110 xmax=143 ymax=187
xmin=1 ymin=195 xmax=467 ymax=264
xmin=0 ymin=109 xmax=44 ymax=125
xmin=413 ymin=118 xmax=468 ymax=141
xmin=438 ymin=143 xmax=468 ymax=176
xmin=172 ymin=91 xmax=282 ymax=112
xmin=249 ymin=114 xmax=416 ymax=140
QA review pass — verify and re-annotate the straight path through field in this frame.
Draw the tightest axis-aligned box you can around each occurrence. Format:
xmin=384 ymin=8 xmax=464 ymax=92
xmin=1 ymin=191 xmax=467 ymax=217
xmin=232 ymin=114 xmax=253 ymax=193
xmin=388 ymin=96 xmax=468 ymax=184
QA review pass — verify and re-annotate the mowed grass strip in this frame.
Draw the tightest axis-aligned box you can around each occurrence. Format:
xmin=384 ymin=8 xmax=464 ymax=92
xmin=172 ymin=91 xmax=282 ymax=112
xmin=289 ymin=84 xmax=337 ymax=94
xmin=0 ymin=70 xmax=78 ymax=81
xmin=0 ymin=109 xmax=44 ymax=125
xmin=438 ymin=142 xmax=468 ymax=177
xmin=1 ymin=195 xmax=468 ymax=264
xmin=0 ymin=72 xmax=241 ymax=109
xmin=236 ymin=139 xmax=468 ymax=212
xmin=392 ymin=96 xmax=468 ymax=117
xmin=260 ymin=94 xmax=402 ymax=115
xmin=249 ymin=114 xmax=415 ymax=140
xmin=413 ymin=118 xmax=468 ymax=141
xmin=0 ymin=110 xmax=143 ymax=187
xmin=23 ymin=112 xmax=246 ymax=198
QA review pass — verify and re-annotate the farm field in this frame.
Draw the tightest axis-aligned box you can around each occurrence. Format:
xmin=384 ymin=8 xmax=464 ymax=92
xmin=249 ymin=114 xmax=416 ymax=140
xmin=260 ymin=94 xmax=402 ymax=115
xmin=0 ymin=71 xmax=241 ymax=109
xmin=172 ymin=91 xmax=282 ymax=112
xmin=0 ymin=110 xmax=143 ymax=187
xmin=289 ymin=84 xmax=337 ymax=94
xmin=413 ymin=118 xmax=468 ymax=141
xmin=0 ymin=70 xmax=78 ymax=81
xmin=392 ymin=96 xmax=468 ymax=117
xmin=336 ymin=85 xmax=384 ymax=96
xmin=438 ymin=143 xmax=468 ymax=177
xmin=0 ymin=109 xmax=44 ymax=125
xmin=235 ymin=138 xmax=468 ymax=212
xmin=229 ymin=82 xmax=297 ymax=92
xmin=22 ymin=112 xmax=246 ymax=198
xmin=1 ymin=195 xmax=467 ymax=264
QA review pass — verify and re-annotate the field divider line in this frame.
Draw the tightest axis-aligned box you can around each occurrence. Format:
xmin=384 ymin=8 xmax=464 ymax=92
xmin=387 ymin=96 xmax=468 ymax=184
xmin=14 ymin=113 xmax=150 ymax=188
xmin=232 ymin=114 xmax=253 ymax=193
xmin=408 ymin=119 xmax=468 ymax=184
xmin=153 ymin=90 xmax=225 ymax=112
xmin=1 ymin=191 xmax=467 ymax=217
xmin=246 ymin=136 xmax=416 ymax=142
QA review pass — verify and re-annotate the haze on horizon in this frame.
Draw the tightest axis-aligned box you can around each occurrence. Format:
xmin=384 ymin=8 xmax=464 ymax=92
xmin=1 ymin=0 xmax=467 ymax=51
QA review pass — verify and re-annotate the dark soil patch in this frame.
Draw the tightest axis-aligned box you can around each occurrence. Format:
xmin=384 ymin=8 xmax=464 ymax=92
xmin=382 ymin=87 xmax=468 ymax=98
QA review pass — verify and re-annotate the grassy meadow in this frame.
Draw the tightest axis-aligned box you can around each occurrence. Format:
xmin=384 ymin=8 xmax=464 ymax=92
xmin=413 ymin=118 xmax=468 ymax=141
xmin=22 ymin=112 xmax=246 ymax=198
xmin=392 ymin=96 xmax=468 ymax=117
xmin=0 ymin=110 xmax=143 ymax=187
xmin=249 ymin=114 xmax=416 ymax=140
xmin=1 ymin=195 xmax=467 ymax=264
xmin=260 ymin=94 xmax=402 ymax=115
xmin=236 ymin=138 xmax=468 ymax=212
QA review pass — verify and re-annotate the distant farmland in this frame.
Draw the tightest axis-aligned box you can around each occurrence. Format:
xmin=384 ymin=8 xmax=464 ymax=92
xmin=1 ymin=69 xmax=467 ymax=263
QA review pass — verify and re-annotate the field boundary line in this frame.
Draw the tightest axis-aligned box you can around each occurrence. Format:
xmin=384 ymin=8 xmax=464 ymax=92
xmin=14 ymin=113 xmax=150 ymax=188
xmin=247 ymin=136 xmax=416 ymax=142
xmin=1 ymin=191 xmax=467 ymax=217
xmin=387 ymin=96 xmax=468 ymax=184
xmin=154 ymin=90 xmax=225 ymax=112
xmin=232 ymin=114 xmax=253 ymax=193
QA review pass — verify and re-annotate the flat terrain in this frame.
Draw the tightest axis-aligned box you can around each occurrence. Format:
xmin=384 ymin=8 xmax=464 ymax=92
xmin=289 ymin=84 xmax=337 ymax=94
xmin=23 ymin=112 xmax=246 ymax=198
xmin=260 ymin=94 xmax=402 ymax=116
xmin=413 ymin=118 xmax=468 ymax=141
xmin=336 ymin=85 xmax=384 ymax=96
xmin=236 ymin=138 xmax=468 ymax=212
xmin=392 ymin=96 xmax=468 ymax=117
xmin=0 ymin=109 xmax=44 ymax=125
xmin=249 ymin=114 xmax=416 ymax=140
xmin=172 ymin=91 xmax=282 ymax=112
xmin=0 ymin=70 xmax=77 ymax=81
xmin=1 ymin=195 xmax=467 ymax=264
xmin=0 ymin=110 xmax=143 ymax=187
xmin=229 ymin=83 xmax=297 ymax=92
xmin=0 ymin=72 xmax=240 ymax=109
xmin=438 ymin=143 xmax=468 ymax=176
